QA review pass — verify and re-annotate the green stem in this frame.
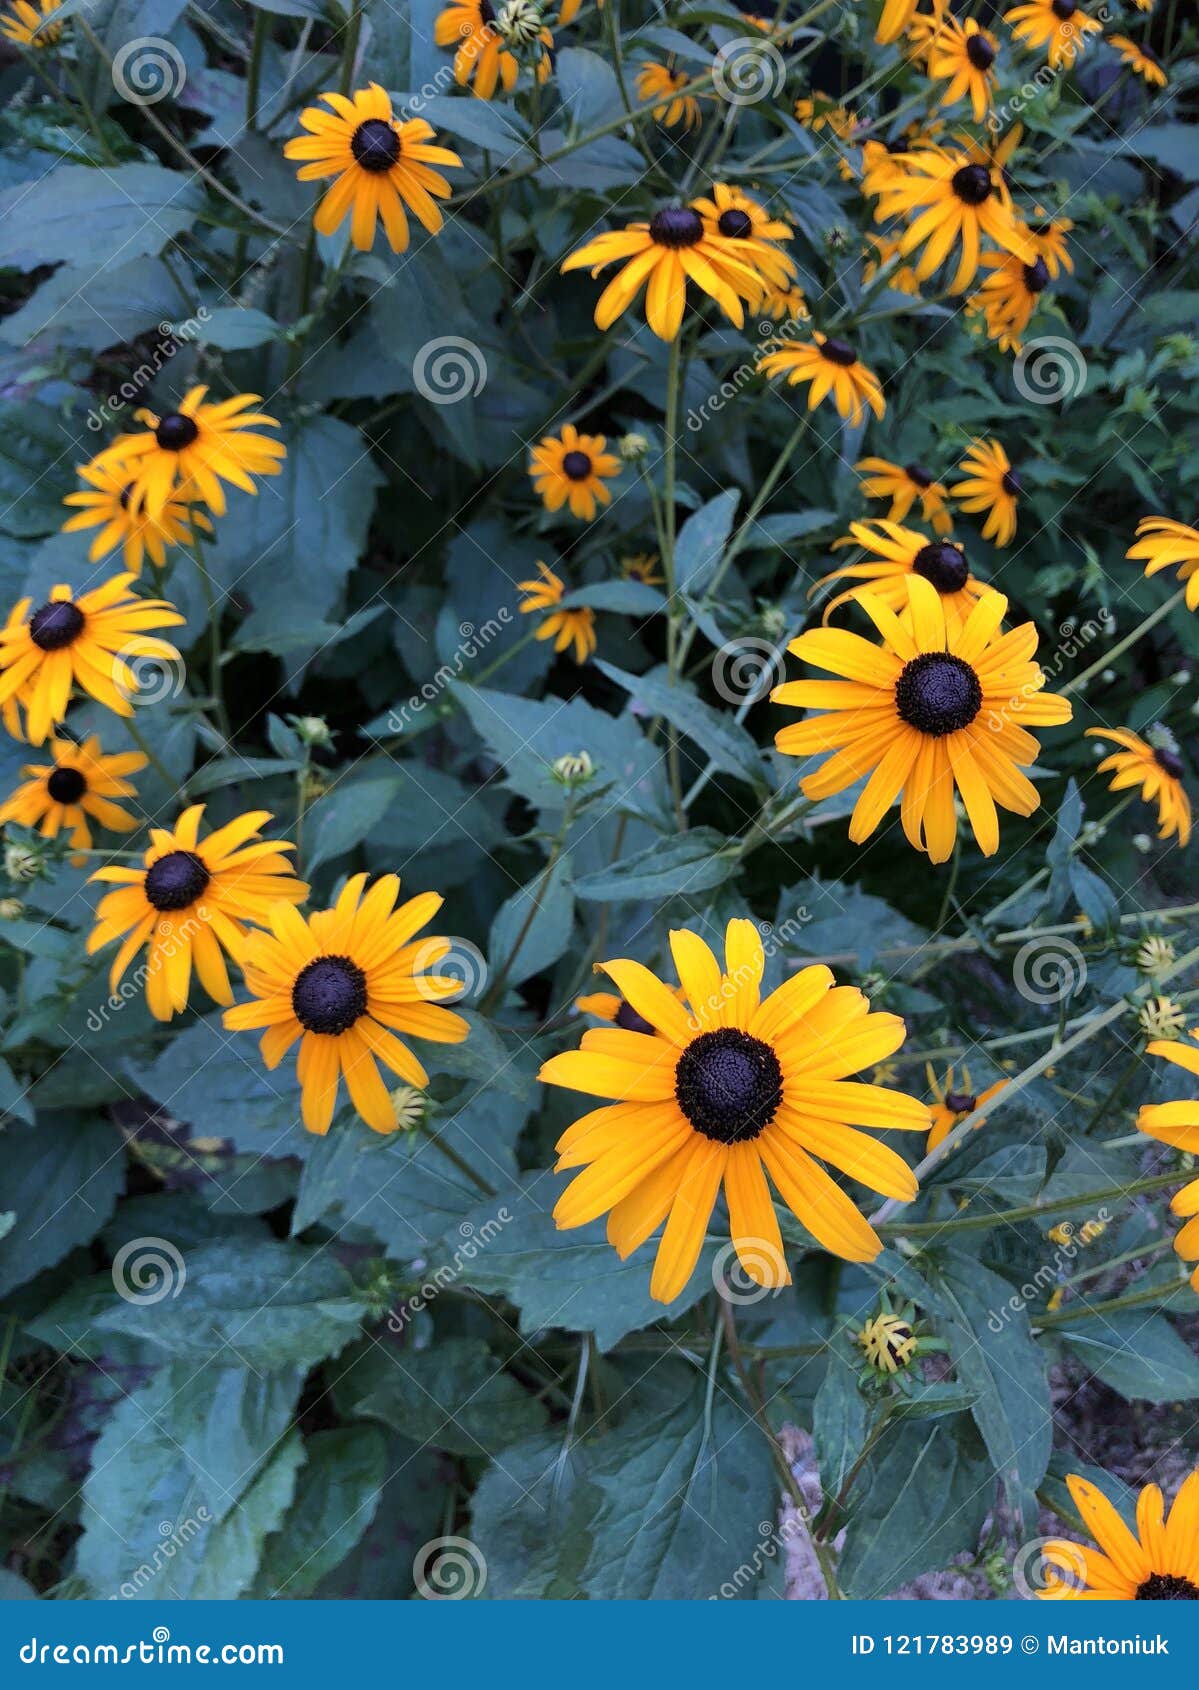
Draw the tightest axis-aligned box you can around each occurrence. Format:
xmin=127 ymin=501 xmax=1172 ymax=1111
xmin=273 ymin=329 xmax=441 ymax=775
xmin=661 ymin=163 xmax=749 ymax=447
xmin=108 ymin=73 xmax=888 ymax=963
xmin=124 ymin=716 xmax=177 ymax=795
xmin=1062 ymin=588 xmax=1185 ymax=697
xmin=1036 ymin=1275 xmax=1191 ymax=1328
xmin=880 ymin=1170 xmax=1188 ymax=1239
xmin=190 ymin=535 xmax=232 ymax=745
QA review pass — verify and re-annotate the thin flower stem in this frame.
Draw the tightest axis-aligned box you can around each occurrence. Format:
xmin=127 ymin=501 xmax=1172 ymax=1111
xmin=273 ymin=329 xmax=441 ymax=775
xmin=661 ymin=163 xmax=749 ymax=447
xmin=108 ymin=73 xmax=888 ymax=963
xmin=1061 ymin=1236 xmax=1175 ymax=1290
xmin=1035 ymin=1274 xmax=1191 ymax=1328
xmin=190 ymin=535 xmax=232 ymax=746
xmin=879 ymin=1170 xmax=1188 ymax=1239
xmin=663 ymin=332 xmax=686 ymax=829
xmin=124 ymin=716 xmax=177 ymax=798
xmin=1062 ymin=587 xmax=1185 ymax=697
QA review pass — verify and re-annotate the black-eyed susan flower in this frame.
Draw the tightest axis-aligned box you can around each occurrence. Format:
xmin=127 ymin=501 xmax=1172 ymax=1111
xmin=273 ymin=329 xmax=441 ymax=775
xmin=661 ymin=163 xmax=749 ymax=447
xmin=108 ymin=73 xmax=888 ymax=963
xmin=0 ymin=576 xmax=184 ymax=745
xmin=758 ymin=276 xmax=811 ymax=321
xmin=528 ymin=425 xmax=620 ymax=521
xmin=561 ymin=204 xmax=769 ymax=341
xmin=865 ymin=144 xmax=1035 ymax=294
xmin=224 ymin=874 xmax=469 ymax=1136
xmin=875 ymin=0 xmax=919 ymax=44
xmin=62 ymin=456 xmax=209 ymax=575
xmin=690 ymin=183 xmax=797 ymax=302
xmin=574 ymin=980 xmax=687 ymax=1028
xmin=635 ymin=61 xmax=702 ymax=130
xmin=928 ymin=16 xmax=999 ymax=121
xmin=284 ymin=84 xmax=462 ymax=253
xmin=861 ymin=231 xmax=923 ymax=297
xmin=966 ymin=250 xmax=1050 ymax=351
xmin=517 ymin=562 xmax=597 ymax=663
xmin=773 ymin=577 xmax=1072 ymax=862
xmin=855 ymin=455 xmax=953 ymax=535
xmin=434 ymin=0 xmax=550 ymax=97
xmin=925 ymin=1062 xmax=1005 ymax=1152
xmin=0 ymin=0 xmax=61 ymax=45
xmin=1139 ymin=1036 xmax=1199 ymax=1293
xmin=621 ymin=552 xmax=663 ymax=586
xmin=951 ymin=438 xmax=1021 ymax=547
xmin=1128 ymin=515 xmax=1199 ymax=608
xmin=1028 ymin=210 xmax=1073 ymax=277
xmin=1085 ymin=726 xmax=1191 ymax=847
xmin=1040 ymin=1470 xmax=1199 ymax=1599
xmin=87 ymin=806 xmax=307 ymax=1022
xmin=856 ymin=1304 xmax=918 ymax=1373
xmin=815 ymin=520 xmax=987 ymax=633
xmin=1003 ymin=0 xmax=1102 ymax=67
xmin=91 ymin=388 xmax=284 ymax=522
xmin=793 ymin=92 xmax=856 ymax=138
xmin=540 ymin=918 xmax=929 ymax=1303
xmin=0 ymin=735 xmax=146 ymax=860
xmin=758 ymin=333 xmax=885 ymax=427
xmin=1106 ymin=33 xmax=1167 ymax=85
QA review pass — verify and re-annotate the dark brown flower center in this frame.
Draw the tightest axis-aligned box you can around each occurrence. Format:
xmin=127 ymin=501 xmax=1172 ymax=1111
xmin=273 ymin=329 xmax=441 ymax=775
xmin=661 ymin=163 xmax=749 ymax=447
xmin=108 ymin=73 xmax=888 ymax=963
xmin=47 ymin=765 xmax=87 ymax=804
xmin=820 ymin=337 xmax=858 ymax=367
xmin=1051 ymin=0 xmax=1076 ymax=18
xmin=351 ymin=119 xmax=400 ymax=173
xmin=144 ymin=850 xmax=210 ymax=912
xmin=155 ymin=412 xmax=199 ymax=452
xmin=29 ymin=600 xmax=85 ymax=651
xmin=717 ymin=207 xmax=754 ymax=240
xmin=1002 ymin=468 xmax=1023 ymax=496
xmin=562 ymin=450 xmax=592 ymax=481
xmin=649 ymin=206 xmax=704 ymax=249
xmin=966 ymin=32 xmax=996 ymax=70
xmin=615 ymin=999 xmax=655 ymax=1035
xmin=895 ymin=652 xmax=982 ymax=737
xmin=913 ymin=542 xmax=969 ymax=594
xmin=906 ymin=461 xmax=935 ymax=489
xmin=675 ymin=1028 xmax=783 ymax=1144
xmin=1136 ymin=1573 xmax=1199 ymax=1600
xmin=944 ymin=1090 xmax=977 ymax=1114
xmin=1155 ymin=746 xmax=1185 ymax=781
xmin=292 ymin=955 xmax=368 ymax=1036
xmin=1023 ymin=256 xmax=1050 ymax=293
xmin=952 ymin=163 xmax=992 ymax=206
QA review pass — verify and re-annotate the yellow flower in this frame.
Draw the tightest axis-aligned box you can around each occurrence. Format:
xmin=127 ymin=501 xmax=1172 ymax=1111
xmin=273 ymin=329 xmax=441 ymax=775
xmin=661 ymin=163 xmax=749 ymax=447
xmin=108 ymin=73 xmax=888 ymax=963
xmin=635 ymin=61 xmax=702 ymax=130
xmin=1003 ymin=0 xmax=1102 ymax=68
xmin=62 ymin=455 xmax=209 ymax=575
xmin=87 ymin=806 xmax=307 ymax=1022
xmin=517 ymin=562 xmax=597 ymax=663
xmin=1085 ymin=726 xmax=1191 ymax=847
xmin=224 ymin=873 xmax=469 ymax=1136
xmin=528 ymin=425 xmax=620 ymax=521
xmin=773 ymin=577 xmax=1072 ymax=862
xmin=540 ymin=918 xmax=929 ymax=1303
xmin=864 ymin=143 xmax=1035 ymax=294
xmin=874 ymin=0 xmax=919 ymax=45
xmin=925 ymin=1062 xmax=1006 ymax=1152
xmin=965 ymin=250 xmax=1050 ymax=352
xmin=1028 ymin=210 xmax=1073 ymax=277
xmin=857 ymin=1311 xmax=917 ymax=1372
xmin=621 ymin=552 xmax=663 ymax=586
xmin=855 ymin=455 xmax=953 ymax=534
xmin=0 ymin=575 xmax=184 ymax=745
xmin=758 ymin=333 xmax=885 ymax=426
xmin=816 ymin=519 xmax=986 ymax=633
xmin=89 ymin=386 xmax=285 ymax=522
xmin=284 ymin=83 xmax=462 ymax=252
xmin=561 ymin=202 xmax=773 ymax=342
xmin=951 ymin=438 xmax=1021 ymax=547
xmin=1106 ymin=33 xmax=1167 ymax=85
xmin=861 ymin=231 xmax=924 ymax=296
xmin=434 ymin=0 xmax=551 ymax=97
xmin=1138 ymin=1033 xmax=1199 ymax=1293
xmin=0 ymin=735 xmax=146 ymax=860
xmin=0 ymin=0 xmax=62 ymax=47
xmin=793 ymin=92 xmax=856 ymax=138
xmin=1040 ymin=1470 xmax=1199 ymax=1599
xmin=928 ymin=16 xmax=1000 ymax=121
xmin=689 ymin=183 xmax=798 ymax=308
xmin=1127 ymin=515 xmax=1199 ymax=608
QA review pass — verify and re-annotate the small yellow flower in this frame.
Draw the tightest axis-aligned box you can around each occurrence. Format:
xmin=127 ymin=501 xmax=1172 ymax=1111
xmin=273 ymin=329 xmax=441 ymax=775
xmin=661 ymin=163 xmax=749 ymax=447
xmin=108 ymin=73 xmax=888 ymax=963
xmin=528 ymin=426 xmax=620 ymax=521
xmin=517 ymin=563 xmax=597 ymax=664
xmin=857 ymin=1311 xmax=917 ymax=1373
xmin=620 ymin=552 xmax=663 ymax=586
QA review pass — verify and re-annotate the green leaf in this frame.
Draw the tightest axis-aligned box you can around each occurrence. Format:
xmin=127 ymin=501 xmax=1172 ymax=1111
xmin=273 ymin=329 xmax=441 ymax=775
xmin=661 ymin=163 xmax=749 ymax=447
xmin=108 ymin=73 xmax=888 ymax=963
xmin=0 ymin=1113 xmax=123 ymax=1298
xmin=674 ymin=489 xmax=740 ymax=594
xmin=560 ymin=579 xmax=665 ymax=615
xmin=574 ymin=829 xmax=738 ymax=902
xmin=185 ymin=306 xmax=282 ymax=349
xmin=349 ymin=1337 xmax=547 ymax=1456
xmin=487 ymin=854 xmax=574 ymax=990
xmin=1058 ymin=1314 xmax=1199 ymax=1402
xmin=0 ymin=403 xmax=79 ymax=538
xmin=250 ymin=1427 xmax=386 ymax=1598
xmin=188 ymin=1434 xmax=307 ymax=1599
xmin=132 ymin=1013 xmax=305 ymax=1157
xmin=0 ymin=258 xmax=180 ymax=351
xmin=470 ymin=1430 xmax=599 ymax=1599
xmin=398 ymin=93 xmax=528 ymax=161
xmin=0 ymin=164 xmax=202 ymax=269
xmin=598 ymin=661 xmax=767 ymax=790
xmin=304 ymin=770 xmax=406 ymax=874
xmin=812 ymin=1348 xmax=868 ymax=1498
